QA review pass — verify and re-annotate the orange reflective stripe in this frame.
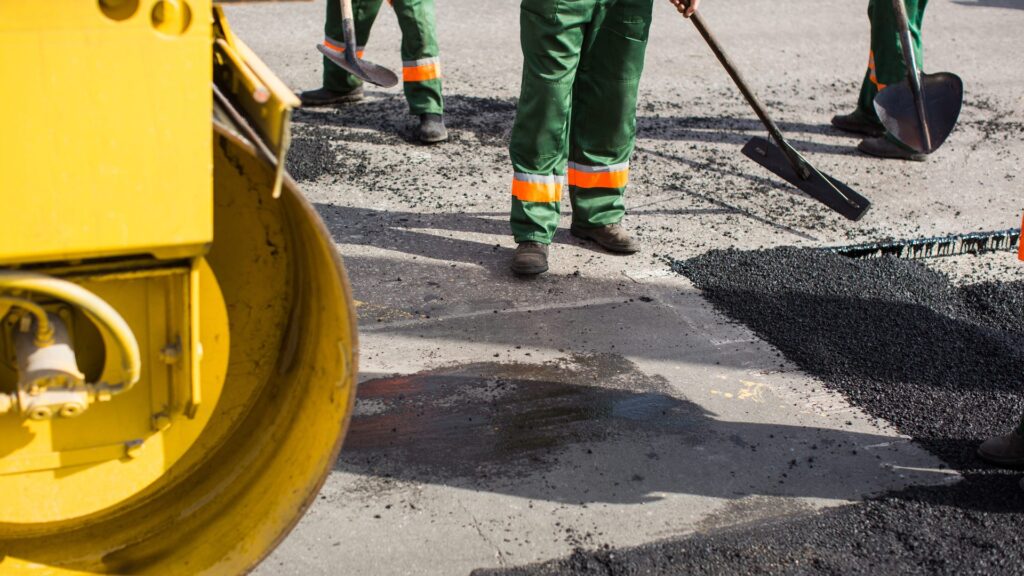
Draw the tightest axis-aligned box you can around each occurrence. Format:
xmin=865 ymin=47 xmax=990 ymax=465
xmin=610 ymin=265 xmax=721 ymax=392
xmin=567 ymin=162 xmax=629 ymax=189
xmin=323 ymin=38 xmax=364 ymax=59
xmin=868 ymin=51 xmax=886 ymax=91
xmin=568 ymin=169 xmax=629 ymax=189
xmin=511 ymin=173 xmax=564 ymax=203
xmin=403 ymin=57 xmax=441 ymax=82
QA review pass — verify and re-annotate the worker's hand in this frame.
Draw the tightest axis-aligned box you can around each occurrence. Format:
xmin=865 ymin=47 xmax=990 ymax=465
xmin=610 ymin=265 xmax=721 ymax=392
xmin=669 ymin=0 xmax=699 ymax=18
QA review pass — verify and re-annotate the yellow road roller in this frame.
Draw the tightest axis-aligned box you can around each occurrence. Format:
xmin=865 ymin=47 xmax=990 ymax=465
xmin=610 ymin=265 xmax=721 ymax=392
xmin=0 ymin=1 xmax=358 ymax=573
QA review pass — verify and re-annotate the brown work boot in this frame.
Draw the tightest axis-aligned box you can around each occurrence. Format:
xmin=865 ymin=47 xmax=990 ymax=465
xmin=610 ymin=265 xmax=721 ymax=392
xmin=570 ymin=223 xmax=639 ymax=254
xmin=978 ymin=431 xmax=1024 ymax=469
xmin=299 ymin=86 xmax=365 ymax=107
xmin=510 ymin=242 xmax=548 ymax=275
xmin=831 ymin=110 xmax=885 ymax=137
xmin=857 ymin=137 xmax=927 ymax=162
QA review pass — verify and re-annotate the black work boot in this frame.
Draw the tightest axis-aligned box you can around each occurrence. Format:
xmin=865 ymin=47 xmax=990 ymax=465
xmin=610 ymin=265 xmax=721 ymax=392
xmin=857 ymin=136 xmax=927 ymax=162
xmin=417 ymin=113 xmax=448 ymax=144
xmin=570 ymin=223 xmax=639 ymax=254
xmin=510 ymin=242 xmax=548 ymax=275
xmin=299 ymin=86 xmax=365 ymax=107
xmin=978 ymin=431 xmax=1024 ymax=469
xmin=831 ymin=110 xmax=885 ymax=137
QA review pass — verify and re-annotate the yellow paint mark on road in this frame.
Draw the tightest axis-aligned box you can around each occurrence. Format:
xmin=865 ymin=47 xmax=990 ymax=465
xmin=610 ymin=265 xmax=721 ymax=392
xmin=710 ymin=381 xmax=769 ymax=403
xmin=738 ymin=380 xmax=768 ymax=403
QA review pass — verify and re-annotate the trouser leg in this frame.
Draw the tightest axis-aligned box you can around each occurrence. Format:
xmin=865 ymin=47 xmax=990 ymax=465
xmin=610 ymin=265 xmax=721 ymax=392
xmin=567 ymin=0 xmax=652 ymax=229
xmin=856 ymin=0 xmax=928 ymax=122
xmin=508 ymin=0 xmax=593 ymax=244
xmin=393 ymin=0 xmax=444 ymax=115
xmin=323 ymin=0 xmax=386 ymax=92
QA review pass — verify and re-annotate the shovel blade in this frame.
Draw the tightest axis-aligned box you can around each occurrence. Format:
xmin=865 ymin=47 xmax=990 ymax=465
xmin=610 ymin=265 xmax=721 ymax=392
xmin=874 ymin=72 xmax=964 ymax=153
xmin=741 ymin=137 xmax=871 ymax=221
xmin=317 ymin=44 xmax=399 ymax=88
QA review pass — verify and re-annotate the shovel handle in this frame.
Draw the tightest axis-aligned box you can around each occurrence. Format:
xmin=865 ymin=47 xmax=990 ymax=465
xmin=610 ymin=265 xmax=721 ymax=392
xmin=339 ymin=0 xmax=358 ymax=63
xmin=890 ymin=0 xmax=933 ymax=152
xmin=678 ymin=3 xmax=811 ymax=179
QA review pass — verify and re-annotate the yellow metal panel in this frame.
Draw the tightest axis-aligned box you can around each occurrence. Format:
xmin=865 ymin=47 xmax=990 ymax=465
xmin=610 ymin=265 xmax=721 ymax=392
xmin=0 ymin=259 xmax=230 ymax=523
xmin=0 ymin=1 xmax=212 ymax=265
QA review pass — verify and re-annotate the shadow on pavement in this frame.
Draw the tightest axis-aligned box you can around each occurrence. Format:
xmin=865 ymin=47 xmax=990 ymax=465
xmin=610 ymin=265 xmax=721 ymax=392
xmin=336 ymin=355 xmax=950 ymax=506
xmin=291 ymin=93 xmax=852 ymax=157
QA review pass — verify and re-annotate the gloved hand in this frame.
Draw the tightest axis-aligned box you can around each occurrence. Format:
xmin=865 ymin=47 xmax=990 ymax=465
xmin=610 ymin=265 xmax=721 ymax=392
xmin=668 ymin=0 xmax=700 ymax=18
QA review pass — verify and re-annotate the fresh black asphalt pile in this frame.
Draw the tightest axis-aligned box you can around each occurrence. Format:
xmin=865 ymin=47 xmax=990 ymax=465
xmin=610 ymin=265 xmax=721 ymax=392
xmin=474 ymin=248 xmax=1024 ymax=575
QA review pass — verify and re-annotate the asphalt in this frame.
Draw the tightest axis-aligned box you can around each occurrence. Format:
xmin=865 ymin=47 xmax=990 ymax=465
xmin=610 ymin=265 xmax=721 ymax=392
xmin=681 ymin=248 xmax=1024 ymax=468
xmin=474 ymin=249 xmax=1024 ymax=575
xmin=220 ymin=0 xmax=1024 ymax=573
xmin=471 ymin=477 xmax=1024 ymax=576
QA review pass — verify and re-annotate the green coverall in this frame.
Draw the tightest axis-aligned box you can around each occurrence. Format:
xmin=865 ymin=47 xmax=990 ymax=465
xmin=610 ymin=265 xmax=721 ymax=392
xmin=509 ymin=0 xmax=653 ymax=244
xmin=323 ymin=0 xmax=443 ymax=115
xmin=856 ymin=0 xmax=928 ymax=130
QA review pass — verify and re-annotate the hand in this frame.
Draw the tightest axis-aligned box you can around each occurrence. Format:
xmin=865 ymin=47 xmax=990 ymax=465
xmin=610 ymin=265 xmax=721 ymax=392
xmin=669 ymin=0 xmax=699 ymax=18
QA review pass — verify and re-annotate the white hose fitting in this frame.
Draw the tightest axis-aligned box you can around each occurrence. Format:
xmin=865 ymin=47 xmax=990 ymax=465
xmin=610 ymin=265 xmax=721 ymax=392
xmin=0 ymin=271 xmax=141 ymax=400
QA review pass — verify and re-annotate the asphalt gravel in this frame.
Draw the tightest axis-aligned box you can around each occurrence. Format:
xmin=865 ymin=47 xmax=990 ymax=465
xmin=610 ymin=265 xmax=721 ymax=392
xmin=475 ymin=248 xmax=1024 ymax=575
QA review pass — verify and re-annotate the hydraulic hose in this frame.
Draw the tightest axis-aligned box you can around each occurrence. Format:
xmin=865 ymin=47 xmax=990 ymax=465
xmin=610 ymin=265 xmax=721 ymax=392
xmin=0 ymin=296 xmax=54 ymax=345
xmin=0 ymin=270 xmax=141 ymax=398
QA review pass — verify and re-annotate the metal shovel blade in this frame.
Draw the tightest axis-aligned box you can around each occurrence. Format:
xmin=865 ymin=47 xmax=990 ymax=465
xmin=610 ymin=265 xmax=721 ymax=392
xmin=741 ymin=137 xmax=871 ymax=221
xmin=316 ymin=44 xmax=399 ymax=88
xmin=874 ymin=72 xmax=963 ymax=153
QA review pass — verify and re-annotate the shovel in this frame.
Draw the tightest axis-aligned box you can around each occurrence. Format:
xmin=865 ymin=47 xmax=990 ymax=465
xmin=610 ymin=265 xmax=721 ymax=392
xmin=873 ymin=0 xmax=963 ymax=153
xmin=677 ymin=3 xmax=871 ymax=221
xmin=316 ymin=0 xmax=399 ymax=88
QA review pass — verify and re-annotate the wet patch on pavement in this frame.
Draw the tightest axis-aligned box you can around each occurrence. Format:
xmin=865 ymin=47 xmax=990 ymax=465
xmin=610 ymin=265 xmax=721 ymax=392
xmin=341 ymin=354 xmax=708 ymax=478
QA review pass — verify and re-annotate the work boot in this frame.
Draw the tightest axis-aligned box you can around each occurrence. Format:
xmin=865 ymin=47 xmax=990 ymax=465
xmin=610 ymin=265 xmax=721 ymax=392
xmin=831 ymin=110 xmax=885 ymax=137
xmin=299 ymin=86 xmax=365 ymax=107
xmin=978 ymin=431 xmax=1024 ymax=469
xmin=510 ymin=242 xmax=548 ymax=275
xmin=857 ymin=137 xmax=927 ymax=162
xmin=417 ymin=113 xmax=448 ymax=144
xmin=570 ymin=223 xmax=639 ymax=254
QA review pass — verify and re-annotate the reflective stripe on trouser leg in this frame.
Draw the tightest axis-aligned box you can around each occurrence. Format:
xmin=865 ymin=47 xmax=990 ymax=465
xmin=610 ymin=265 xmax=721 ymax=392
xmin=508 ymin=0 xmax=594 ymax=244
xmin=394 ymin=0 xmax=443 ymax=115
xmin=568 ymin=162 xmax=630 ymax=228
xmin=856 ymin=0 xmax=929 ymax=122
xmin=510 ymin=173 xmax=566 ymax=244
xmin=324 ymin=0 xmax=386 ymax=92
xmin=567 ymin=0 xmax=650 ymax=229
xmin=323 ymin=38 xmax=366 ymax=59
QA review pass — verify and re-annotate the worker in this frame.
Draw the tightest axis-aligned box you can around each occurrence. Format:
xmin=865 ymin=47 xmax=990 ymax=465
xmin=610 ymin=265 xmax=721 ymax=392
xmin=831 ymin=0 xmax=928 ymax=161
xmin=507 ymin=0 xmax=700 ymax=274
xmin=507 ymin=0 xmax=701 ymax=275
xmin=978 ymin=419 xmax=1024 ymax=469
xmin=300 ymin=0 xmax=447 ymax=144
